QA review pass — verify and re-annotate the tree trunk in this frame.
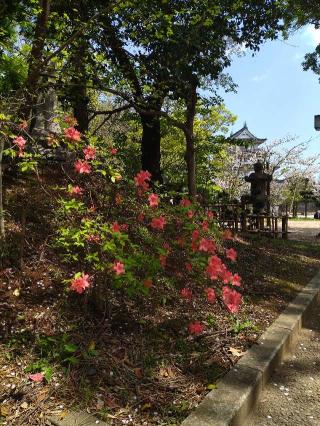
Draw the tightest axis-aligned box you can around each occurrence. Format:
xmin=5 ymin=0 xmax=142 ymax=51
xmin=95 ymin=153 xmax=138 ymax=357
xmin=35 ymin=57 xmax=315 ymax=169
xmin=0 ymin=137 xmax=4 ymax=237
xmin=184 ymin=130 xmax=196 ymax=198
xmin=140 ymin=113 xmax=162 ymax=182
xmin=19 ymin=0 xmax=51 ymax=121
xmin=184 ymin=80 xmax=197 ymax=198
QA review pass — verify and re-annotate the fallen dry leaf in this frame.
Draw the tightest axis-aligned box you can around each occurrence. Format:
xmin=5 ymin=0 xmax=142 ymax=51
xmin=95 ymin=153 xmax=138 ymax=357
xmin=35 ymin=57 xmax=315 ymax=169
xmin=228 ymin=347 xmax=247 ymax=357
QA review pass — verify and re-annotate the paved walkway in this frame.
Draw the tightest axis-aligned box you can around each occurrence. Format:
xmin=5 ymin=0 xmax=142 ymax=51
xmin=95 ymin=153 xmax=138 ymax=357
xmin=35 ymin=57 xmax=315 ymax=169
xmin=247 ymin=306 xmax=320 ymax=425
xmin=288 ymin=220 xmax=320 ymax=241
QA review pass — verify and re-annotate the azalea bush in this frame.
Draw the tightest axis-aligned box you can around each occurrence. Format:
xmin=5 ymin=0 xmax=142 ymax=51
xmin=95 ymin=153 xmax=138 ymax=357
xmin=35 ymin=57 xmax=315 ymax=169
xmin=50 ymin=117 xmax=243 ymax=334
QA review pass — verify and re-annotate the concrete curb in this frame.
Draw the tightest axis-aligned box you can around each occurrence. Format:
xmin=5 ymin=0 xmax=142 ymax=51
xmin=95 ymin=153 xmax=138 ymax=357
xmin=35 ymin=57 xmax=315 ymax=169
xmin=181 ymin=270 xmax=320 ymax=426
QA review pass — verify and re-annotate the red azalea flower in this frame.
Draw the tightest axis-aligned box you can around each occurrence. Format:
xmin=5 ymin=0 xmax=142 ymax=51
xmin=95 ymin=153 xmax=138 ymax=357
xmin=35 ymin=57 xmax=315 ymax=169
xmin=70 ymin=273 xmax=91 ymax=294
xmin=64 ymin=127 xmax=81 ymax=142
xmin=205 ymin=287 xmax=216 ymax=304
xmin=191 ymin=229 xmax=200 ymax=241
xmin=180 ymin=198 xmax=192 ymax=207
xmin=113 ymin=261 xmax=125 ymax=275
xmin=188 ymin=321 xmax=204 ymax=335
xmin=206 ymin=255 xmax=224 ymax=280
xmin=187 ymin=210 xmax=194 ymax=219
xmin=150 ymin=216 xmax=166 ymax=230
xmin=207 ymin=210 xmax=215 ymax=219
xmin=201 ymin=220 xmax=209 ymax=232
xmin=74 ymin=160 xmax=91 ymax=174
xmin=134 ymin=170 xmax=151 ymax=191
xmin=222 ymin=286 xmax=242 ymax=313
xmin=111 ymin=222 xmax=121 ymax=233
xmin=231 ymin=273 xmax=241 ymax=287
xmin=83 ymin=146 xmax=96 ymax=160
xmin=110 ymin=147 xmax=118 ymax=155
xmin=180 ymin=288 xmax=192 ymax=300
xmin=137 ymin=213 xmax=145 ymax=222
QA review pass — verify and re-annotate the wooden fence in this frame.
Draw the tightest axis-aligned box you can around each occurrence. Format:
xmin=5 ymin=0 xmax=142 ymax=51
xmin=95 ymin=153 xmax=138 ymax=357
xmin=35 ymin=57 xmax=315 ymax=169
xmin=207 ymin=204 xmax=289 ymax=239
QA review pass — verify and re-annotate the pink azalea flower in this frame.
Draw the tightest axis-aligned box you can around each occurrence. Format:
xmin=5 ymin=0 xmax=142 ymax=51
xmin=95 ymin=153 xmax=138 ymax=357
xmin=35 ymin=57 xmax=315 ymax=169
xmin=70 ymin=273 xmax=91 ymax=294
xmin=205 ymin=287 xmax=216 ymax=304
xmin=64 ymin=127 xmax=81 ymax=142
xmin=222 ymin=286 xmax=242 ymax=313
xmin=13 ymin=136 xmax=26 ymax=155
xmin=29 ymin=372 xmax=44 ymax=382
xmin=110 ymin=147 xmax=118 ymax=155
xmin=69 ymin=185 xmax=83 ymax=196
xmin=207 ymin=210 xmax=215 ymax=219
xmin=83 ymin=146 xmax=96 ymax=160
xmin=180 ymin=288 xmax=192 ymax=301
xmin=120 ymin=223 xmax=129 ymax=232
xmin=180 ymin=198 xmax=192 ymax=207
xmin=113 ymin=261 xmax=125 ymax=275
xmin=150 ymin=216 xmax=166 ymax=231
xmin=74 ymin=160 xmax=91 ymax=174
xmin=226 ymin=248 xmax=237 ymax=262
xmin=188 ymin=322 xmax=204 ymax=335
xmin=148 ymin=193 xmax=159 ymax=208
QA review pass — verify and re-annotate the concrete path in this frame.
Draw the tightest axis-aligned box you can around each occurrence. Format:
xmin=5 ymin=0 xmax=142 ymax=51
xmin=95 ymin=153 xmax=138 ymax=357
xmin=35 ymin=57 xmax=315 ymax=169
xmin=247 ymin=306 xmax=320 ymax=425
xmin=288 ymin=220 xmax=320 ymax=241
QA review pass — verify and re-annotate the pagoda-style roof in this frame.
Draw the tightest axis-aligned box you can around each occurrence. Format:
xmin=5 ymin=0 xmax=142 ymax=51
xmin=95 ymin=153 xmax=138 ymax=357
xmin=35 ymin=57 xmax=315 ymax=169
xmin=230 ymin=122 xmax=266 ymax=145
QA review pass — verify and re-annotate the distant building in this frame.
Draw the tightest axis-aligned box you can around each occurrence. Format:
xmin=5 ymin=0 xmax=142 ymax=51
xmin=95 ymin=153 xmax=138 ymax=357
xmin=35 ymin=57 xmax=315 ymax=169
xmin=230 ymin=122 xmax=266 ymax=166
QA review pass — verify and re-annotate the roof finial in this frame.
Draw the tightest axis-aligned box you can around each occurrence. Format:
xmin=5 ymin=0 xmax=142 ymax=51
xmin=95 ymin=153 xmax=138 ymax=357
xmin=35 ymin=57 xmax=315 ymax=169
xmin=243 ymin=121 xmax=247 ymax=129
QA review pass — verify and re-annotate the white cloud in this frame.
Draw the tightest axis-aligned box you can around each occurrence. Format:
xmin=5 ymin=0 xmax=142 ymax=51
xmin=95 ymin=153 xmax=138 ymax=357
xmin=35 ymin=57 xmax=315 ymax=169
xmin=252 ymin=73 xmax=268 ymax=82
xmin=304 ymin=25 xmax=320 ymax=47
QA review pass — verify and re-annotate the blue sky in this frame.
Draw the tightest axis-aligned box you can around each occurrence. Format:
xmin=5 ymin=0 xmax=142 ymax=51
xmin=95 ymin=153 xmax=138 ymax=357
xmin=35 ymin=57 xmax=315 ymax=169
xmin=221 ymin=25 xmax=320 ymax=158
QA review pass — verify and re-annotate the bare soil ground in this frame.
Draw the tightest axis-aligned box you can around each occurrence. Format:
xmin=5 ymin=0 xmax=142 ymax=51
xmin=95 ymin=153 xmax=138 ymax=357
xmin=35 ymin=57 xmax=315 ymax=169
xmin=288 ymin=220 xmax=320 ymax=241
